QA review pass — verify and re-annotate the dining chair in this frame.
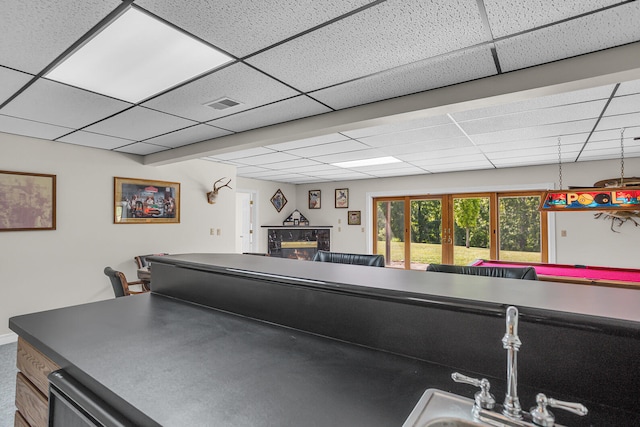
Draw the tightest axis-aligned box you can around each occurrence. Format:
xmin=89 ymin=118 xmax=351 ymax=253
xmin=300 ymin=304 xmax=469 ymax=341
xmin=104 ymin=267 xmax=150 ymax=297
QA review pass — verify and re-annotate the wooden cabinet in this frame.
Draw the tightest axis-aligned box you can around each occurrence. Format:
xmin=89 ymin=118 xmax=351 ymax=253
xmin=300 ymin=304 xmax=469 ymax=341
xmin=14 ymin=337 xmax=60 ymax=427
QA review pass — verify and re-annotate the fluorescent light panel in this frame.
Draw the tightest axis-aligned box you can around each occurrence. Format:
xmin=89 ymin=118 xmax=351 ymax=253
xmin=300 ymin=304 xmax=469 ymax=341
xmin=46 ymin=8 xmax=233 ymax=103
xmin=332 ymin=156 xmax=401 ymax=168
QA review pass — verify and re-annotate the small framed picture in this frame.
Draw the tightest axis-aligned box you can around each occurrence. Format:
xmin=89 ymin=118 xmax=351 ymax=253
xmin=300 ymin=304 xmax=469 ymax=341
xmin=270 ymin=189 xmax=288 ymax=212
xmin=309 ymin=190 xmax=321 ymax=209
xmin=335 ymin=188 xmax=348 ymax=208
xmin=348 ymin=211 xmax=361 ymax=225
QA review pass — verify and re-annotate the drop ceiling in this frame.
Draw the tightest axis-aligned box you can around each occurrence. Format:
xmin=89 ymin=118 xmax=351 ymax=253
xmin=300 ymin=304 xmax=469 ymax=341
xmin=1 ymin=0 xmax=640 ymax=183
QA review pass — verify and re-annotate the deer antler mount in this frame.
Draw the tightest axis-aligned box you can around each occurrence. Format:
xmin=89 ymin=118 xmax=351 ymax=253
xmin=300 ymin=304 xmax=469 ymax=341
xmin=207 ymin=178 xmax=232 ymax=204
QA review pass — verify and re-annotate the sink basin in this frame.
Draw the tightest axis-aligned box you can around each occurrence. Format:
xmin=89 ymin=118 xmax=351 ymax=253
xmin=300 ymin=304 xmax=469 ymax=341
xmin=423 ymin=417 xmax=483 ymax=427
xmin=402 ymin=389 xmax=484 ymax=427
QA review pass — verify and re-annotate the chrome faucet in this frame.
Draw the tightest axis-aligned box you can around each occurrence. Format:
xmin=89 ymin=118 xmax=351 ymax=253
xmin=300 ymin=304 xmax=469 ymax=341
xmin=451 ymin=305 xmax=588 ymax=426
xmin=502 ymin=305 xmax=522 ymax=419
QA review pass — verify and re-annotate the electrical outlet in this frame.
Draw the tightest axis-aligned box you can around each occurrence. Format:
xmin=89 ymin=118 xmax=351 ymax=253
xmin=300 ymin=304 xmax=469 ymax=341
xmin=210 ymin=228 xmax=215 ymax=235
xmin=561 ymin=230 xmax=567 ymax=237
xmin=217 ymin=228 xmax=221 ymax=236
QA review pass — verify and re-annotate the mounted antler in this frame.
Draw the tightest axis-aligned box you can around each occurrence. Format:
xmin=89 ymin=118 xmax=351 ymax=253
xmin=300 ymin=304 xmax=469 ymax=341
xmin=207 ymin=177 xmax=232 ymax=204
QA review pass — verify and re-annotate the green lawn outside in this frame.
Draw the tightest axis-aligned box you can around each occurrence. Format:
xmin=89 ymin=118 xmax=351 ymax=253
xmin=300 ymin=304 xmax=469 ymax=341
xmin=376 ymin=241 xmax=541 ymax=267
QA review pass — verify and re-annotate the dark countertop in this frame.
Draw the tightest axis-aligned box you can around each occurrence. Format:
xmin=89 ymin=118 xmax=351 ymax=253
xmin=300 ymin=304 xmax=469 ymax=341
xmin=11 ymin=254 xmax=640 ymax=426
xmin=11 ymin=293 xmax=453 ymax=426
xmin=152 ymin=253 xmax=640 ymax=324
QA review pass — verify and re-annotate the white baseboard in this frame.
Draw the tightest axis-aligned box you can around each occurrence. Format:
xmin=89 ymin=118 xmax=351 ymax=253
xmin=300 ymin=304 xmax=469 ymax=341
xmin=0 ymin=332 xmax=18 ymax=345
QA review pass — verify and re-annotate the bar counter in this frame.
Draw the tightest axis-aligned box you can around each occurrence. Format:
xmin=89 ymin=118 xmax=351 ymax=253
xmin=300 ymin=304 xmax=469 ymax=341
xmin=9 ymin=254 xmax=640 ymax=426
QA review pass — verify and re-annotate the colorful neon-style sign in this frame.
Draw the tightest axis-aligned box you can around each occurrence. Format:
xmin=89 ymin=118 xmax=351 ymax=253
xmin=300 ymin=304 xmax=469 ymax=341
xmin=540 ymin=187 xmax=640 ymax=211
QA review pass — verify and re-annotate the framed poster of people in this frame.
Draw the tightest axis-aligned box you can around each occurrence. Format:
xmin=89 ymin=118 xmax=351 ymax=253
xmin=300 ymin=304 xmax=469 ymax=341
xmin=0 ymin=170 xmax=56 ymax=231
xmin=114 ymin=177 xmax=180 ymax=224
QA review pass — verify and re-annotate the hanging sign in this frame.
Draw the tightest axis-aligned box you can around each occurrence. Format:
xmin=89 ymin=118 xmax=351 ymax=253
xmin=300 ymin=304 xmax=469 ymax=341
xmin=540 ymin=187 xmax=640 ymax=211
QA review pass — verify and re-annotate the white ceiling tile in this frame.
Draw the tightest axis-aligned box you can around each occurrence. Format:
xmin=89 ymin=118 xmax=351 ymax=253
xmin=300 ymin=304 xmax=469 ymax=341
xmin=285 ymin=164 xmax=345 ymax=173
xmin=412 ymin=153 xmax=490 ymax=166
xmin=142 ymin=63 xmax=298 ymax=122
xmin=1 ymin=78 xmax=131 ymax=128
xmin=359 ymin=124 xmax=467 ymax=147
xmin=396 ymin=146 xmax=482 ymax=162
xmin=478 ymin=134 xmax=590 ymax=153
xmin=342 ymin=115 xmax=453 ymax=139
xmin=0 ymin=114 xmax=73 ymax=140
xmin=451 ymin=85 xmax=615 ymax=122
xmin=356 ymin=162 xmax=423 ymax=173
xmin=483 ymin=0 xmax=623 ymax=38
xmin=114 ymin=142 xmax=170 ymax=155
xmin=266 ymin=133 xmax=350 ymax=151
xmin=595 ymin=112 xmax=640 ymax=133
xmin=459 ymin=100 xmax=607 ymax=135
xmin=485 ymin=144 xmax=582 ymax=160
xmin=208 ymin=96 xmax=331 ymax=132
xmin=605 ymin=93 xmax=640 ymax=117
xmin=311 ymin=45 xmax=496 ymax=110
xmin=491 ymin=158 xmax=558 ymax=168
xmin=425 ymin=162 xmax=494 ymax=173
xmin=57 ymin=130 xmax=134 ymax=150
xmin=0 ymin=1 xmax=122 ymax=73
xmin=370 ymin=167 xmax=428 ymax=178
xmin=285 ymin=140 xmax=369 ymax=157
xmin=472 ymin=119 xmax=597 ymax=145
xmin=143 ymin=124 xmax=231 ymax=148
xmin=589 ymin=126 xmax=640 ymax=143
xmin=308 ymin=168 xmax=370 ymax=177
xmin=136 ymin=0 xmax=373 ymax=57
xmin=495 ymin=2 xmax=640 ymax=72
xmin=0 ymin=67 xmax=32 ymax=106
xmin=312 ymin=148 xmax=387 ymax=164
xmin=616 ymin=78 xmax=640 ymax=96
xmin=246 ymin=0 xmax=488 ymax=91
xmin=376 ymin=137 xmax=476 ymax=157
xmin=236 ymin=166 xmax=271 ymax=174
xmin=234 ymin=152 xmax=301 ymax=166
xmin=261 ymin=158 xmax=324 ymax=170
xmin=210 ymin=147 xmax=276 ymax=161
xmin=84 ymin=107 xmax=197 ymax=141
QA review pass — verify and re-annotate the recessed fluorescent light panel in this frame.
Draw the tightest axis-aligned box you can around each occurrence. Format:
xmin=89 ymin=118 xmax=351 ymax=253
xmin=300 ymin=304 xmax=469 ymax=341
xmin=332 ymin=156 xmax=402 ymax=168
xmin=46 ymin=7 xmax=233 ymax=103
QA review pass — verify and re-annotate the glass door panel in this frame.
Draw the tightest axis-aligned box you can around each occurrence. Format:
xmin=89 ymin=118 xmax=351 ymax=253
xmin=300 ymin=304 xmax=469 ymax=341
xmin=453 ymin=196 xmax=491 ymax=265
xmin=409 ymin=199 xmax=443 ymax=270
xmin=498 ymin=195 xmax=543 ymax=262
xmin=375 ymin=200 xmax=405 ymax=268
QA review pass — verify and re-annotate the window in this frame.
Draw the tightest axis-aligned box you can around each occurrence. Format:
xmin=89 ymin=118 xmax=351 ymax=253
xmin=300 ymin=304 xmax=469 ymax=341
xmin=373 ymin=191 xmax=547 ymax=269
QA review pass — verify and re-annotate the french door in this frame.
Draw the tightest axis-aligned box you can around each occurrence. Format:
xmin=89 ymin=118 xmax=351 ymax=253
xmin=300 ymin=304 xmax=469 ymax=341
xmin=374 ymin=192 xmax=546 ymax=269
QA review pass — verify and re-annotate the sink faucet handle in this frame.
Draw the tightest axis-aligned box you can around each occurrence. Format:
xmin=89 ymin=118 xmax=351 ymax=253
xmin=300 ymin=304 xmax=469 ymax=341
xmin=451 ymin=372 xmax=495 ymax=410
xmin=530 ymin=393 xmax=588 ymax=427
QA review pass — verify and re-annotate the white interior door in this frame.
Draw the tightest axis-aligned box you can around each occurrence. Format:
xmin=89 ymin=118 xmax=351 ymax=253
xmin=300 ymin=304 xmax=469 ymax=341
xmin=236 ymin=191 xmax=256 ymax=253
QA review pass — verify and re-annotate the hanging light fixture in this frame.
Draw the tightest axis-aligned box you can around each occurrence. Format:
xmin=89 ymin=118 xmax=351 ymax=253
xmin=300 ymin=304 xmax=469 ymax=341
xmin=540 ymin=129 xmax=640 ymax=212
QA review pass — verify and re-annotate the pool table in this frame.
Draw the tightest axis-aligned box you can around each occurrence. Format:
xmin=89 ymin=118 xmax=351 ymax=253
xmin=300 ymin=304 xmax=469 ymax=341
xmin=470 ymin=259 xmax=640 ymax=289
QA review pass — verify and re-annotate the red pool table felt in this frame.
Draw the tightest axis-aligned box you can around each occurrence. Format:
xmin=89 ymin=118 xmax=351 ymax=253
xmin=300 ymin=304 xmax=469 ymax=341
xmin=470 ymin=259 xmax=640 ymax=287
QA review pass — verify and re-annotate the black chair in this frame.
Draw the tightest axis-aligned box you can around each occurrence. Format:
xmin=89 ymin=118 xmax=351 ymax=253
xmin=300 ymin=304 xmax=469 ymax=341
xmin=312 ymin=250 xmax=385 ymax=267
xmin=104 ymin=267 xmax=150 ymax=297
xmin=425 ymin=263 xmax=538 ymax=280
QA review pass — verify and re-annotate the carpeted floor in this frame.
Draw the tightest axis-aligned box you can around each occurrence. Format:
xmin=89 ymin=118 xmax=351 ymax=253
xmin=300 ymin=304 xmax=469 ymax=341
xmin=0 ymin=342 xmax=17 ymax=427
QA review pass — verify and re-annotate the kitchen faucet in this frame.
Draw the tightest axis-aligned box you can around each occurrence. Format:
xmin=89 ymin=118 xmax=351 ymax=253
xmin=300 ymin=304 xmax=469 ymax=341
xmin=452 ymin=306 xmax=588 ymax=427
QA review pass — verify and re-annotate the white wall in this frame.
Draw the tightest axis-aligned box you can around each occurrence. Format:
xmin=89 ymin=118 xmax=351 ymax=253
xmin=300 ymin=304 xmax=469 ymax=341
xmin=236 ymin=177 xmax=297 ymax=253
xmin=294 ymin=158 xmax=640 ymax=269
xmin=1 ymin=132 xmax=237 ymax=336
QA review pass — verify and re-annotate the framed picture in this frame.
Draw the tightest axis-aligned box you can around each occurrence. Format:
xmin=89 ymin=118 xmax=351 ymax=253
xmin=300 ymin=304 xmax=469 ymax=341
xmin=348 ymin=211 xmax=361 ymax=225
xmin=309 ymin=190 xmax=321 ymax=209
xmin=271 ymin=188 xmax=288 ymax=212
xmin=0 ymin=170 xmax=56 ymax=231
xmin=114 ymin=177 xmax=180 ymax=224
xmin=335 ymin=188 xmax=349 ymax=208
